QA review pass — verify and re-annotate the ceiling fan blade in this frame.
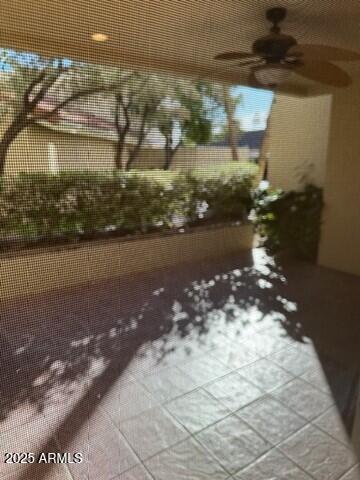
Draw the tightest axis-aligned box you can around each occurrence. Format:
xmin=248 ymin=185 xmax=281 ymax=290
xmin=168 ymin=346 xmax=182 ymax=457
xmin=237 ymin=59 xmax=264 ymax=68
xmin=294 ymin=60 xmax=352 ymax=87
xmin=289 ymin=44 xmax=360 ymax=62
xmin=248 ymin=72 xmax=261 ymax=88
xmin=214 ymin=51 xmax=258 ymax=61
xmin=248 ymin=72 xmax=273 ymax=90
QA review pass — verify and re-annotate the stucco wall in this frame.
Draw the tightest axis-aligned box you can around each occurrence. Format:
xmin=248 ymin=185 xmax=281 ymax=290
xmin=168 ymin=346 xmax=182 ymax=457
xmin=53 ymin=131 xmax=117 ymax=171
xmin=265 ymin=94 xmax=332 ymax=191
xmin=263 ymin=88 xmax=360 ymax=277
xmin=1 ymin=224 xmax=253 ymax=300
xmin=133 ymin=146 xmax=250 ymax=170
xmin=3 ymin=122 xmax=117 ymax=176
xmin=2 ymin=120 xmax=250 ymax=175
xmin=2 ymin=123 xmax=49 ymax=176
xmin=318 ymin=82 xmax=360 ymax=276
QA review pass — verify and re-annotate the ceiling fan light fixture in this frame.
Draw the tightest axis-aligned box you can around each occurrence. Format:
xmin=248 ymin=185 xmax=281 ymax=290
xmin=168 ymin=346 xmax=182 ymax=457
xmin=253 ymin=63 xmax=293 ymax=87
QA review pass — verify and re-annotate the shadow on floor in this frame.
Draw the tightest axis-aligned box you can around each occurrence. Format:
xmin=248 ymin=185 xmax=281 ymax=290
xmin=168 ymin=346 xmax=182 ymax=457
xmin=1 ymin=248 xmax=359 ymax=479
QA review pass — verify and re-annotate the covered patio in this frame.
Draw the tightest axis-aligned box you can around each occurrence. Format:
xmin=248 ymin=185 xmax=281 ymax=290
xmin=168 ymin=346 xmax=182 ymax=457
xmin=1 ymin=1 xmax=360 ymax=479
xmin=1 ymin=249 xmax=360 ymax=479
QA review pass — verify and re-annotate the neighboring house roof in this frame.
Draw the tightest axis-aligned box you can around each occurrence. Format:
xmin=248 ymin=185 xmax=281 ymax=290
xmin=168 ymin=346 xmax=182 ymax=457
xmin=209 ymin=129 xmax=266 ymax=151
xmin=0 ymin=93 xmax=163 ymax=146
xmin=34 ymin=97 xmax=137 ymax=144
xmin=36 ymin=112 xmax=132 ymax=144
xmin=35 ymin=98 xmax=166 ymax=147
xmin=38 ymin=114 xmax=164 ymax=147
xmin=38 ymin=96 xmax=170 ymax=147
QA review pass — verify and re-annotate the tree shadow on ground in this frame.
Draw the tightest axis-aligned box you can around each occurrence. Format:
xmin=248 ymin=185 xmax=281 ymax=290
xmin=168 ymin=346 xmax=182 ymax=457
xmin=1 ymin=249 xmax=359 ymax=479
xmin=0 ymin=250 xmax=291 ymax=422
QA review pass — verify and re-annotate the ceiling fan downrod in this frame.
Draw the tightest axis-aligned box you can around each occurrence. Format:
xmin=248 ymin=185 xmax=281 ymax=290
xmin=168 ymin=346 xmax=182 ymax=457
xmin=266 ymin=7 xmax=287 ymax=33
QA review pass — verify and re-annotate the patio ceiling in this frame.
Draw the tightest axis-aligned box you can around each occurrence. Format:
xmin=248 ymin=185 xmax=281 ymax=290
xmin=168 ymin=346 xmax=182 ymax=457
xmin=1 ymin=0 xmax=360 ymax=96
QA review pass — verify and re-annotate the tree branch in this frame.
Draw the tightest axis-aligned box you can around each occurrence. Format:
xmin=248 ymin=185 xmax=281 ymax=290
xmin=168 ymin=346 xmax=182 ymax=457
xmin=127 ymin=104 xmax=150 ymax=166
xmin=34 ymin=83 xmax=118 ymax=120
xmin=23 ymin=69 xmax=48 ymax=109
xmin=23 ymin=57 xmax=67 ymax=110
xmin=115 ymin=94 xmax=131 ymax=142
xmin=117 ymin=94 xmax=131 ymax=126
xmin=29 ymin=69 xmax=66 ymax=110
xmin=114 ymin=96 xmax=122 ymax=134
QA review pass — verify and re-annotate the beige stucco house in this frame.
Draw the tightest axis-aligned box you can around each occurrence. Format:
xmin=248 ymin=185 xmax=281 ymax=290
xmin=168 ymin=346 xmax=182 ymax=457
xmin=0 ymin=101 xmax=136 ymax=176
xmin=0 ymin=100 xmax=251 ymax=175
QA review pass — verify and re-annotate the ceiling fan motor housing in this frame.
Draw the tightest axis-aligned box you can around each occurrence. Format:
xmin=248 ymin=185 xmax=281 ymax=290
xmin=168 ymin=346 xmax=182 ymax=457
xmin=252 ymin=33 xmax=297 ymax=61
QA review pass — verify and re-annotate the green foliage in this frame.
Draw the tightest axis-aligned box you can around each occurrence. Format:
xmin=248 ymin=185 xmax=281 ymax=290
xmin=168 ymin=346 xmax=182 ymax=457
xmin=185 ymin=172 xmax=253 ymax=224
xmin=132 ymin=162 xmax=258 ymax=183
xmin=0 ymin=46 xmax=238 ymax=173
xmin=0 ymin=49 xmax=108 ymax=119
xmin=211 ymin=119 xmax=243 ymax=144
xmin=253 ymin=184 xmax=324 ymax=262
xmin=0 ymin=166 xmax=254 ymax=248
xmin=177 ymin=81 xmax=216 ymax=146
xmin=191 ymin=162 xmax=258 ymax=179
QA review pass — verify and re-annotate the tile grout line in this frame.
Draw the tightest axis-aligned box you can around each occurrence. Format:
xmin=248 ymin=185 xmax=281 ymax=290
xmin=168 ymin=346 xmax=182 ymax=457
xmin=51 ymin=433 xmax=76 ymax=480
xmin=276 ymin=423 xmax=358 ymax=480
xmin=232 ymin=445 xmax=319 ymax=480
xmin=98 ymin=340 xmax=329 ymax=475
xmin=136 ymin=340 xmax=296 ymax=409
xmin=98 ymin=403 xmax=156 ymax=479
xmin=93 ymin=330 xmax=355 ymax=479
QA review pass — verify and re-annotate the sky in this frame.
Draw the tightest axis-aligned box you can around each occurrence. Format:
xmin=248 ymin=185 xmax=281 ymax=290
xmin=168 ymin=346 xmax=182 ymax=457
xmin=232 ymin=85 xmax=274 ymax=131
xmin=211 ymin=84 xmax=274 ymax=134
xmin=0 ymin=47 xmax=274 ymax=136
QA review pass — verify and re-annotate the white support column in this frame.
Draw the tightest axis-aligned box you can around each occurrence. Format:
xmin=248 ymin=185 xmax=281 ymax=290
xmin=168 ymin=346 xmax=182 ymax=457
xmin=48 ymin=142 xmax=59 ymax=174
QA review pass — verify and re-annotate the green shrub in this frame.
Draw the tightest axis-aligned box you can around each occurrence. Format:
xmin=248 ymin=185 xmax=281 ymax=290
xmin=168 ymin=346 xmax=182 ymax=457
xmin=1 ymin=172 xmax=125 ymax=239
xmin=0 ymin=168 xmax=254 ymax=247
xmin=253 ymin=184 xmax=324 ymax=262
xmin=185 ymin=172 xmax=253 ymax=223
xmin=193 ymin=161 xmax=258 ymax=179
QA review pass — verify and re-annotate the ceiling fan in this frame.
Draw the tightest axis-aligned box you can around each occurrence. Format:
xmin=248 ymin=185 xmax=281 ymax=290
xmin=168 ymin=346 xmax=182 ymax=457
xmin=214 ymin=7 xmax=360 ymax=88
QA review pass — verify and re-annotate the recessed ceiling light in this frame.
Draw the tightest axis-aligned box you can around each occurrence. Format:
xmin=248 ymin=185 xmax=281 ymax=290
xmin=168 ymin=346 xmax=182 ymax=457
xmin=91 ymin=33 xmax=108 ymax=42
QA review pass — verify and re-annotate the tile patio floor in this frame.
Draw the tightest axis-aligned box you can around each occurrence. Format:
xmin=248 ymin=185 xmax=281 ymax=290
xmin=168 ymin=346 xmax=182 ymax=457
xmin=0 ymin=248 xmax=359 ymax=479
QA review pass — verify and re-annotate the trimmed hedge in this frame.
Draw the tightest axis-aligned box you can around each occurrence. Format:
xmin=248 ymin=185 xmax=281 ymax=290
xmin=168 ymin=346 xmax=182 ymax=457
xmin=0 ymin=167 xmax=254 ymax=247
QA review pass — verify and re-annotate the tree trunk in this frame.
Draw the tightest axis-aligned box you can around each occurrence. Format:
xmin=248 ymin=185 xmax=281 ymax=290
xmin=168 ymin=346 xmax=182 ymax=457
xmin=126 ymin=146 xmax=140 ymax=171
xmin=257 ymin=95 xmax=275 ymax=184
xmin=163 ymin=134 xmax=172 ymax=170
xmin=126 ymin=132 xmax=146 ymax=171
xmin=115 ymin=138 xmax=126 ymax=170
xmin=0 ymin=114 xmax=29 ymax=176
xmin=125 ymin=105 xmax=150 ymax=171
xmin=163 ymin=149 xmax=173 ymax=170
xmin=163 ymin=136 xmax=181 ymax=170
xmin=223 ymin=85 xmax=239 ymax=162
xmin=114 ymin=95 xmax=130 ymax=171
xmin=124 ymin=151 xmax=135 ymax=171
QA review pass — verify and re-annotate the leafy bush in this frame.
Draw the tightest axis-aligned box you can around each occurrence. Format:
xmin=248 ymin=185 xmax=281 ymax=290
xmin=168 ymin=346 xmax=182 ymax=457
xmin=191 ymin=162 xmax=258 ymax=180
xmin=185 ymin=172 xmax=253 ymax=223
xmin=253 ymin=184 xmax=324 ymax=262
xmin=0 ymin=168 xmax=254 ymax=248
